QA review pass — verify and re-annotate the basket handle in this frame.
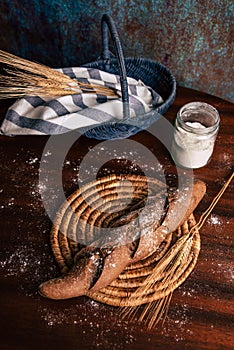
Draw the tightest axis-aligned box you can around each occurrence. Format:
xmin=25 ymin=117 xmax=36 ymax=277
xmin=101 ymin=14 xmax=130 ymax=117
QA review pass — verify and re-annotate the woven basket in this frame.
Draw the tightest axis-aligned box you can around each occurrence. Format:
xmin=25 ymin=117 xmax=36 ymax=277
xmin=82 ymin=14 xmax=176 ymax=140
xmin=50 ymin=174 xmax=200 ymax=308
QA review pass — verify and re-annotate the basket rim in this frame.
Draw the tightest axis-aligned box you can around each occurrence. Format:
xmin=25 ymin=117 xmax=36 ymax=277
xmin=83 ymin=56 xmax=176 ymax=118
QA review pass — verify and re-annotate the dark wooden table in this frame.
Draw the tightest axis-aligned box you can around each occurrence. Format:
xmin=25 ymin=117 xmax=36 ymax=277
xmin=0 ymin=87 xmax=233 ymax=350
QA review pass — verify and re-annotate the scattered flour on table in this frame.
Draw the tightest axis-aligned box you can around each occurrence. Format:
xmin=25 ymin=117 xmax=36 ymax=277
xmin=25 ymin=156 xmax=39 ymax=165
xmin=39 ymin=300 xmax=137 ymax=349
xmin=208 ymin=214 xmax=222 ymax=226
xmin=39 ymin=297 xmax=195 ymax=347
xmin=0 ymin=197 xmax=15 ymax=209
xmin=161 ymin=302 xmax=194 ymax=342
xmin=0 ymin=242 xmax=56 ymax=296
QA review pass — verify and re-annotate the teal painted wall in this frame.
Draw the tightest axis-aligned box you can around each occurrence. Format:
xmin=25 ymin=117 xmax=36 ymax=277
xmin=0 ymin=0 xmax=233 ymax=102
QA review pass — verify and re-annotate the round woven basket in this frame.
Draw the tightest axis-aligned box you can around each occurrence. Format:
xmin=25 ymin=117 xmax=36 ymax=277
xmin=82 ymin=14 xmax=176 ymax=140
xmin=50 ymin=174 xmax=200 ymax=307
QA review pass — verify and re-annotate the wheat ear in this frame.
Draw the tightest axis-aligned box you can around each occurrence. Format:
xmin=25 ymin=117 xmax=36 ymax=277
xmin=0 ymin=49 xmax=117 ymax=98
xmin=121 ymin=171 xmax=234 ymax=329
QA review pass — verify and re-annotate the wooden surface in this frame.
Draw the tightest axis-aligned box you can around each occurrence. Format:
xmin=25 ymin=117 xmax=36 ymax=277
xmin=0 ymin=86 xmax=233 ymax=350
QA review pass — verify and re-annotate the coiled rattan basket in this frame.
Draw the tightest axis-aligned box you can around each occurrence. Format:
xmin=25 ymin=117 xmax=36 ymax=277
xmin=50 ymin=174 xmax=200 ymax=310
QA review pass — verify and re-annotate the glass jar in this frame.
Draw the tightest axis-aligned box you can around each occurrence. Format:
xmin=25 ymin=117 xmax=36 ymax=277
xmin=171 ymin=102 xmax=220 ymax=169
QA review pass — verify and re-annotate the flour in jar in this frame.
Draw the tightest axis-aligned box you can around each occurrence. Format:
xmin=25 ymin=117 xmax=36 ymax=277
xmin=171 ymin=121 xmax=217 ymax=169
xmin=171 ymin=102 xmax=220 ymax=169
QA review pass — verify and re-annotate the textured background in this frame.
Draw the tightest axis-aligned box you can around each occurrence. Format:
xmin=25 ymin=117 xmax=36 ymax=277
xmin=0 ymin=0 xmax=233 ymax=102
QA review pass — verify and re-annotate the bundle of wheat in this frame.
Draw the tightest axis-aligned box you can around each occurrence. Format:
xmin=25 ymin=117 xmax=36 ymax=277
xmin=0 ymin=50 xmax=116 ymax=98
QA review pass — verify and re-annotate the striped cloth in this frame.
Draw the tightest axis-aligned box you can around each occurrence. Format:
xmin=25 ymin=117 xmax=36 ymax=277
xmin=0 ymin=67 xmax=163 ymax=136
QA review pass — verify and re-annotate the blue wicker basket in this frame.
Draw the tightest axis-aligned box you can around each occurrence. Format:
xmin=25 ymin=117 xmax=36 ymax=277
xmin=82 ymin=14 xmax=176 ymax=140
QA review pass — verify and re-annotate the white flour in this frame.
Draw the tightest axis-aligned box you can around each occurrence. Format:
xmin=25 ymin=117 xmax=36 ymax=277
xmin=171 ymin=121 xmax=215 ymax=168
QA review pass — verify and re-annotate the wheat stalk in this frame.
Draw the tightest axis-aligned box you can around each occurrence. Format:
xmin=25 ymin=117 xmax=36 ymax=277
xmin=121 ymin=171 xmax=234 ymax=329
xmin=0 ymin=49 xmax=117 ymax=98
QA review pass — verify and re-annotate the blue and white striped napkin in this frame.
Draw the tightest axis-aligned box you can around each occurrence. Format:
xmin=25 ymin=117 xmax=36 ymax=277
xmin=0 ymin=67 xmax=163 ymax=135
